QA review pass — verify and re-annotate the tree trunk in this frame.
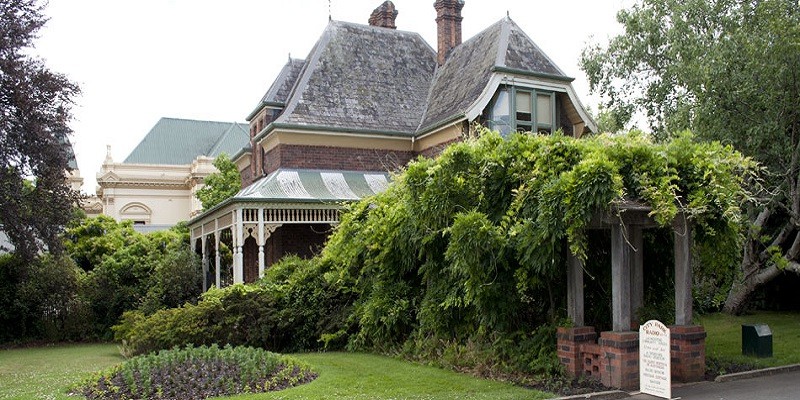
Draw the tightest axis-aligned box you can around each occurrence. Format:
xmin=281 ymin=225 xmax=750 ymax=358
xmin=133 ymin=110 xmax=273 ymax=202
xmin=724 ymin=260 xmax=800 ymax=315
xmin=723 ymin=209 xmax=800 ymax=315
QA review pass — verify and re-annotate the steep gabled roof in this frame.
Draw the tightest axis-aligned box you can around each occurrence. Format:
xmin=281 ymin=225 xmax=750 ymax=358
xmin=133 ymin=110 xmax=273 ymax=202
xmin=419 ymin=17 xmax=571 ymax=133
xmin=276 ymin=21 xmax=437 ymax=136
xmin=260 ymin=58 xmax=305 ymax=106
xmin=252 ymin=16 xmax=582 ymax=141
xmin=124 ymin=118 xmax=249 ymax=165
xmin=418 ymin=19 xmax=504 ymax=132
xmin=502 ymin=18 xmax=566 ymax=76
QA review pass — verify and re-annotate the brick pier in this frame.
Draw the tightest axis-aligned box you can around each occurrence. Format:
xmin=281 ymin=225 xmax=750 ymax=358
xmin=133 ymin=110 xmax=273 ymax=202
xmin=557 ymin=325 xmax=706 ymax=390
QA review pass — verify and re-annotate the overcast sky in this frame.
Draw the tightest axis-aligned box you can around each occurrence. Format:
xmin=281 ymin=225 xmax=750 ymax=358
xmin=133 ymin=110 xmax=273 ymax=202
xmin=35 ymin=0 xmax=630 ymax=193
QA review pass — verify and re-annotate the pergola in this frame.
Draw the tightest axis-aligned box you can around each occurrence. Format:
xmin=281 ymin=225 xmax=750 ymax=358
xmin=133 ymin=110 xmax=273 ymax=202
xmin=188 ymin=168 xmax=389 ymax=290
xmin=567 ymin=202 xmax=694 ymax=330
xmin=558 ymin=201 xmax=705 ymax=389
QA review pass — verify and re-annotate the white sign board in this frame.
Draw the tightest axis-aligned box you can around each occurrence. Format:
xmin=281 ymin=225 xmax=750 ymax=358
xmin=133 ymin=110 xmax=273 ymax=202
xmin=639 ymin=319 xmax=671 ymax=399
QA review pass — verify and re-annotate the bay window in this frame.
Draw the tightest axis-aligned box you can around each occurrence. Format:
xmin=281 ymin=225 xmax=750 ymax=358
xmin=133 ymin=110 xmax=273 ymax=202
xmin=487 ymin=86 xmax=556 ymax=136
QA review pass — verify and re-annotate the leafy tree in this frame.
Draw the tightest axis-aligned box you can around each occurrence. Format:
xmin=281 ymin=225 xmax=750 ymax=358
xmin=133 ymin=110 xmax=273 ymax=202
xmin=63 ymin=216 xmax=201 ymax=335
xmin=580 ymin=0 xmax=800 ymax=314
xmin=0 ymin=0 xmax=81 ymax=259
xmin=196 ymin=154 xmax=241 ymax=210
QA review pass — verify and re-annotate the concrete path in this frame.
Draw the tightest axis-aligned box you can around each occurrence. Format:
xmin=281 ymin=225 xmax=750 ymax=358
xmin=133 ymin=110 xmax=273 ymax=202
xmin=628 ymin=369 xmax=800 ymax=400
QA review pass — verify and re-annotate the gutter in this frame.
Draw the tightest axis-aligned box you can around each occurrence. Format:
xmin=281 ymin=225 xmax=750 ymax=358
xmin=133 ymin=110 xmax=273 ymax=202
xmin=246 ymin=101 xmax=285 ymax=122
xmin=415 ymin=113 xmax=467 ymax=139
xmin=253 ymin=122 xmax=415 ymax=145
xmin=491 ymin=66 xmax=575 ymax=83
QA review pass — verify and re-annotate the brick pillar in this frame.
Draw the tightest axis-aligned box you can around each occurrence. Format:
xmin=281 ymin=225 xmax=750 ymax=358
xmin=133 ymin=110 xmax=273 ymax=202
xmin=670 ymin=325 xmax=706 ymax=382
xmin=599 ymin=331 xmax=640 ymax=389
xmin=557 ymin=326 xmax=597 ymax=377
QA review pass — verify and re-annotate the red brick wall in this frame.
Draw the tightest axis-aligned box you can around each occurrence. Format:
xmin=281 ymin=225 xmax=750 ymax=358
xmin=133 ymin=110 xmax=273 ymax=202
xmin=239 ymin=166 xmax=253 ymax=187
xmin=263 ymin=144 xmax=415 ymax=175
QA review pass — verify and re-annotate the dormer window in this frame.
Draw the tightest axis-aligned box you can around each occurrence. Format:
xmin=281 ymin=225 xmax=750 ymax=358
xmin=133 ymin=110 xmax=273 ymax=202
xmin=486 ymin=86 xmax=556 ymax=137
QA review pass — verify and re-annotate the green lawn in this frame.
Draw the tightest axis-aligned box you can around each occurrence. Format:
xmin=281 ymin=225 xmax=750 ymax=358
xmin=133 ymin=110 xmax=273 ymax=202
xmin=0 ymin=343 xmax=124 ymax=399
xmin=0 ymin=345 xmax=550 ymax=400
xmin=700 ymin=311 xmax=800 ymax=368
xmin=225 ymin=352 xmax=550 ymax=400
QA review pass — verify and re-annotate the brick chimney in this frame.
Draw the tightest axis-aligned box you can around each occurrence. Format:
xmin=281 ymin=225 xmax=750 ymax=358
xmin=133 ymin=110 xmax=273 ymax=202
xmin=368 ymin=1 xmax=398 ymax=29
xmin=434 ymin=0 xmax=464 ymax=65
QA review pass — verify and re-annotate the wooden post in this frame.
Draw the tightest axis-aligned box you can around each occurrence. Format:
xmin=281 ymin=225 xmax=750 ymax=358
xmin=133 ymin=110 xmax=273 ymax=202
xmin=567 ymin=251 xmax=585 ymax=326
xmin=201 ymin=234 xmax=208 ymax=292
xmin=630 ymin=225 xmax=644 ymax=327
xmin=611 ymin=224 xmax=632 ymax=331
xmin=215 ymin=219 xmax=221 ymax=289
xmin=234 ymin=209 xmax=244 ymax=284
xmin=674 ymin=216 xmax=693 ymax=325
xmin=258 ymin=208 xmax=265 ymax=278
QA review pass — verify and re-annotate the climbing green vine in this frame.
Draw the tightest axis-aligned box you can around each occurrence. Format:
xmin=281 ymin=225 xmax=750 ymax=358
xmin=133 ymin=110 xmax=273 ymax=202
xmin=118 ymin=128 xmax=754 ymax=379
xmin=323 ymin=128 xmax=754 ymax=347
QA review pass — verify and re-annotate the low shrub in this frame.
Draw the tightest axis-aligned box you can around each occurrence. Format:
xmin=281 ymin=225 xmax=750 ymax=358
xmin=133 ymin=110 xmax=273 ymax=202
xmin=114 ymin=256 xmax=353 ymax=356
xmin=77 ymin=344 xmax=315 ymax=399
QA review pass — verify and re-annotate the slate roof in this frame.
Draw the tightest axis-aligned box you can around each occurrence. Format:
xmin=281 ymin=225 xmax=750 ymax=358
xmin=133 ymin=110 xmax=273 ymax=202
xmin=124 ymin=118 xmax=249 ymax=165
xmin=236 ymin=168 xmax=390 ymax=202
xmin=503 ymin=20 xmax=565 ymax=76
xmin=259 ymin=58 xmax=305 ymax=105
xmin=420 ymin=18 xmax=568 ymax=131
xmin=262 ymin=17 xmax=571 ymax=137
xmin=276 ymin=21 xmax=437 ymax=135
xmin=418 ymin=19 xmax=504 ymax=132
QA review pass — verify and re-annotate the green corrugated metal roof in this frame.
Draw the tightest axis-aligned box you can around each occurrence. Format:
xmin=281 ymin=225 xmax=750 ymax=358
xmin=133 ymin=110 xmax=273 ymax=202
xmin=124 ymin=118 xmax=249 ymax=165
xmin=236 ymin=168 xmax=390 ymax=202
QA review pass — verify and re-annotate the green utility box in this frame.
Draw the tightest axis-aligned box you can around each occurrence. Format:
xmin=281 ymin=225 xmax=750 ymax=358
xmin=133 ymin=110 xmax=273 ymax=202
xmin=742 ymin=324 xmax=773 ymax=358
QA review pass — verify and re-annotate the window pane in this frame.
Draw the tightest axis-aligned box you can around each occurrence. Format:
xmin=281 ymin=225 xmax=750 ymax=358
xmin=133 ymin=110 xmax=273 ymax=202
xmin=516 ymin=91 xmax=532 ymax=113
xmin=537 ymin=94 xmax=552 ymax=125
xmin=491 ymin=89 xmax=511 ymax=136
xmin=492 ymin=90 xmax=510 ymax=120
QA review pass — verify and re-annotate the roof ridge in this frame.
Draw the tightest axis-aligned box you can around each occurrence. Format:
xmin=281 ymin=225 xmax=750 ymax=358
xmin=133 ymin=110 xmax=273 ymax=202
xmin=415 ymin=64 xmax=443 ymax=133
xmin=331 ymin=19 xmax=430 ymax=38
xmin=495 ymin=17 xmax=511 ymax=67
xmin=258 ymin=57 xmax=306 ymax=105
xmin=160 ymin=116 xmax=241 ymax=125
xmin=206 ymin=122 xmax=239 ymax=156
xmin=275 ymin=21 xmax=337 ymax=124
xmin=504 ymin=17 xmax=567 ymax=76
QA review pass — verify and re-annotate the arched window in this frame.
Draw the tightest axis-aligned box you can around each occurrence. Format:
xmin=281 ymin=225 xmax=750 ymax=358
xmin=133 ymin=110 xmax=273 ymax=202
xmin=119 ymin=202 xmax=152 ymax=225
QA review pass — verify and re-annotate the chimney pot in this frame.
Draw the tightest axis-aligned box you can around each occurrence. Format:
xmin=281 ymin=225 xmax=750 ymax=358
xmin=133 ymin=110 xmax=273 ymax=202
xmin=368 ymin=1 xmax=398 ymax=29
xmin=434 ymin=0 xmax=465 ymax=65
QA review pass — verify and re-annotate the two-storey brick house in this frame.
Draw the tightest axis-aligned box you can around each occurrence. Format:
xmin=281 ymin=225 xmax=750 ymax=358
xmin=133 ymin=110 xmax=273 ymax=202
xmin=188 ymin=1 xmax=596 ymax=289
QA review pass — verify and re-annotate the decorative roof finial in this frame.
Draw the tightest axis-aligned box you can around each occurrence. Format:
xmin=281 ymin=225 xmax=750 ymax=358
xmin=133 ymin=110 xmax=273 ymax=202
xmin=104 ymin=144 xmax=113 ymax=164
xmin=328 ymin=0 xmax=332 ymax=21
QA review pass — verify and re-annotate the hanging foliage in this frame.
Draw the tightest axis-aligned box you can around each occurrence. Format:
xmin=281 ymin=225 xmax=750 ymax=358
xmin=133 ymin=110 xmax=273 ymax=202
xmin=118 ymin=128 xmax=754 ymax=377
xmin=322 ymin=128 xmax=754 ymax=347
